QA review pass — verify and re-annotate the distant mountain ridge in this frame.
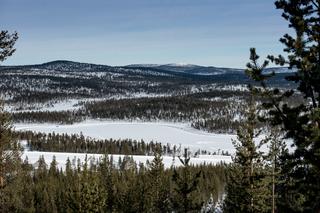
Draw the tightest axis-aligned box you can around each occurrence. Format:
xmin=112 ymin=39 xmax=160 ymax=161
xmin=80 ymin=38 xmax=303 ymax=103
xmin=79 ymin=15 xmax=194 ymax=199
xmin=0 ymin=60 xmax=297 ymax=89
xmin=1 ymin=60 xmax=295 ymax=75
xmin=125 ymin=63 xmax=294 ymax=75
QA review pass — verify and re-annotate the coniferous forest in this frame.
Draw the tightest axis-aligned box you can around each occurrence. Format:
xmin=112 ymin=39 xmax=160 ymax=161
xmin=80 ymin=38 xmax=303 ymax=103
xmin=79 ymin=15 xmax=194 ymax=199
xmin=1 ymin=150 xmax=227 ymax=213
xmin=17 ymin=131 xmax=213 ymax=156
xmin=0 ymin=0 xmax=320 ymax=212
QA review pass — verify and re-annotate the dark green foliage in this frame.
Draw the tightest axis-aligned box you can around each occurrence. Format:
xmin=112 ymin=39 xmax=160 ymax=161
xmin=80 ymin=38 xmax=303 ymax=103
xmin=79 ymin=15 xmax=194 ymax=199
xmin=0 ymin=30 xmax=23 ymax=212
xmin=223 ymin=100 xmax=271 ymax=213
xmin=244 ymin=0 xmax=320 ymax=211
xmin=72 ymin=158 xmax=106 ymax=213
xmin=97 ymin=156 xmax=115 ymax=212
xmin=172 ymin=149 xmax=203 ymax=213
xmin=264 ymin=127 xmax=288 ymax=213
xmin=0 ymin=101 xmax=22 ymax=187
xmin=2 ymin=155 xmax=226 ymax=213
xmin=146 ymin=146 xmax=171 ymax=212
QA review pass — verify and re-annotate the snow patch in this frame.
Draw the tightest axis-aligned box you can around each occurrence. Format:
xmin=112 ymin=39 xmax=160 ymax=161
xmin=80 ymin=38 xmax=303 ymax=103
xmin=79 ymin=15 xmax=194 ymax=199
xmin=22 ymin=151 xmax=231 ymax=170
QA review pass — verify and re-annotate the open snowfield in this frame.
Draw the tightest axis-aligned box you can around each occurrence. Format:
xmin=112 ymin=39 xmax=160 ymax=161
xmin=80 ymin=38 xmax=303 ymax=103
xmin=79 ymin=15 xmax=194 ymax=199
xmin=16 ymin=120 xmax=236 ymax=168
xmin=15 ymin=120 xmax=237 ymax=153
xmin=22 ymin=151 xmax=232 ymax=170
xmin=15 ymin=120 xmax=284 ymax=168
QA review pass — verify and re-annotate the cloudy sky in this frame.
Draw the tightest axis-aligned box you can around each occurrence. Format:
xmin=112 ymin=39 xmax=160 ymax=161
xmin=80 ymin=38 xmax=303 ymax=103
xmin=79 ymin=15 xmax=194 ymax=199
xmin=1 ymin=0 xmax=288 ymax=67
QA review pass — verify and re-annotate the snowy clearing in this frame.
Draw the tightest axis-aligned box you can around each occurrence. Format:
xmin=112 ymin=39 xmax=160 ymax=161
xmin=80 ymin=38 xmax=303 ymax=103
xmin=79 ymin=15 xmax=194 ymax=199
xmin=22 ymin=151 xmax=232 ymax=170
xmin=15 ymin=120 xmax=237 ymax=153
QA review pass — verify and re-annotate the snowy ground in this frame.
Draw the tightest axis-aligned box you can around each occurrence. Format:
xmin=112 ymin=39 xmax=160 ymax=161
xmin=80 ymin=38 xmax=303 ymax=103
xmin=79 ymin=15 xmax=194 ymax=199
xmin=15 ymin=120 xmax=236 ymax=169
xmin=22 ymin=151 xmax=232 ymax=170
xmin=15 ymin=120 xmax=288 ymax=169
xmin=15 ymin=120 xmax=237 ymax=154
xmin=5 ymin=99 xmax=81 ymax=112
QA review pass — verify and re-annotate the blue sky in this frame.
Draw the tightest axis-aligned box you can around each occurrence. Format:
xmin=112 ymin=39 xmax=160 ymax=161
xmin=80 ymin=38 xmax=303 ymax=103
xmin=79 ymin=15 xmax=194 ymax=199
xmin=1 ymin=0 xmax=288 ymax=68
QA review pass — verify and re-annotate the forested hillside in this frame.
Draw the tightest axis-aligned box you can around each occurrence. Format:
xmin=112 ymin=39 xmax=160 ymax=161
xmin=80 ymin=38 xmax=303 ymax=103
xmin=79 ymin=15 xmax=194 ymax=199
xmin=1 ymin=0 xmax=319 ymax=212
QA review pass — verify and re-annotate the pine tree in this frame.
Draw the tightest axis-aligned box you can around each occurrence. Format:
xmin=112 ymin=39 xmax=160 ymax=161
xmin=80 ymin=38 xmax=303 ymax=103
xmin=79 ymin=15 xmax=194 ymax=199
xmin=0 ymin=101 xmax=23 ymax=209
xmin=98 ymin=155 xmax=115 ymax=212
xmin=0 ymin=30 xmax=18 ymax=62
xmin=172 ymin=148 xmax=202 ymax=213
xmin=264 ymin=127 xmax=287 ymax=213
xmin=245 ymin=1 xmax=320 ymax=211
xmin=18 ymin=158 xmax=36 ymax=213
xmin=147 ymin=145 xmax=171 ymax=212
xmin=33 ymin=156 xmax=57 ymax=213
xmin=0 ymin=30 xmax=21 ymax=212
xmin=223 ymin=98 xmax=270 ymax=213
xmin=79 ymin=175 xmax=106 ymax=213
xmin=68 ymin=157 xmax=106 ymax=213
xmin=49 ymin=156 xmax=59 ymax=176
xmin=0 ymin=30 xmax=20 ymax=186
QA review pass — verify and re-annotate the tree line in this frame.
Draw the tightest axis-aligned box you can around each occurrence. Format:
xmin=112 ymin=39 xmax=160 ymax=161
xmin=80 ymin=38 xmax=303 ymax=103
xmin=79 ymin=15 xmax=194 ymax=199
xmin=12 ymin=110 xmax=83 ymax=124
xmin=11 ymin=94 xmax=247 ymax=133
xmin=16 ymin=131 xmax=192 ymax=156
xmin=2 ymin=150 xmax=227 ymax=213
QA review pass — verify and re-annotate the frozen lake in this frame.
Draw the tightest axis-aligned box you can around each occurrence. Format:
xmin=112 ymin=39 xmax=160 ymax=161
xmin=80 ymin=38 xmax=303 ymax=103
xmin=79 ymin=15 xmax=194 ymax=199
xmin=15 ymin=120 xmax=236 ymax=153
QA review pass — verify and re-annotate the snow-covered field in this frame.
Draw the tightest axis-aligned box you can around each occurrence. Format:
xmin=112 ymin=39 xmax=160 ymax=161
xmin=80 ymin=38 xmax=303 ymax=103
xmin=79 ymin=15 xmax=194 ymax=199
xmin=15 ymin=120 xmax=236 ymax=153
xmin=22 ymin=151 xmax=232 ymax=170
xmin=5 ymin=99 xmax=82 ymax=112
xmin=15 ymin=120 xmax=238 ymax=168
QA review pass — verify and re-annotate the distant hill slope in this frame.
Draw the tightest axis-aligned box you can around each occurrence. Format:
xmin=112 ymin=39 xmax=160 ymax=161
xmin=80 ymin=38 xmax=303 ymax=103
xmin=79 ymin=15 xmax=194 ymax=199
xmin=126 ymin=63 xmax=294 ymax=75
xmin=0 ymin=60 xmax=296 ymax=87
